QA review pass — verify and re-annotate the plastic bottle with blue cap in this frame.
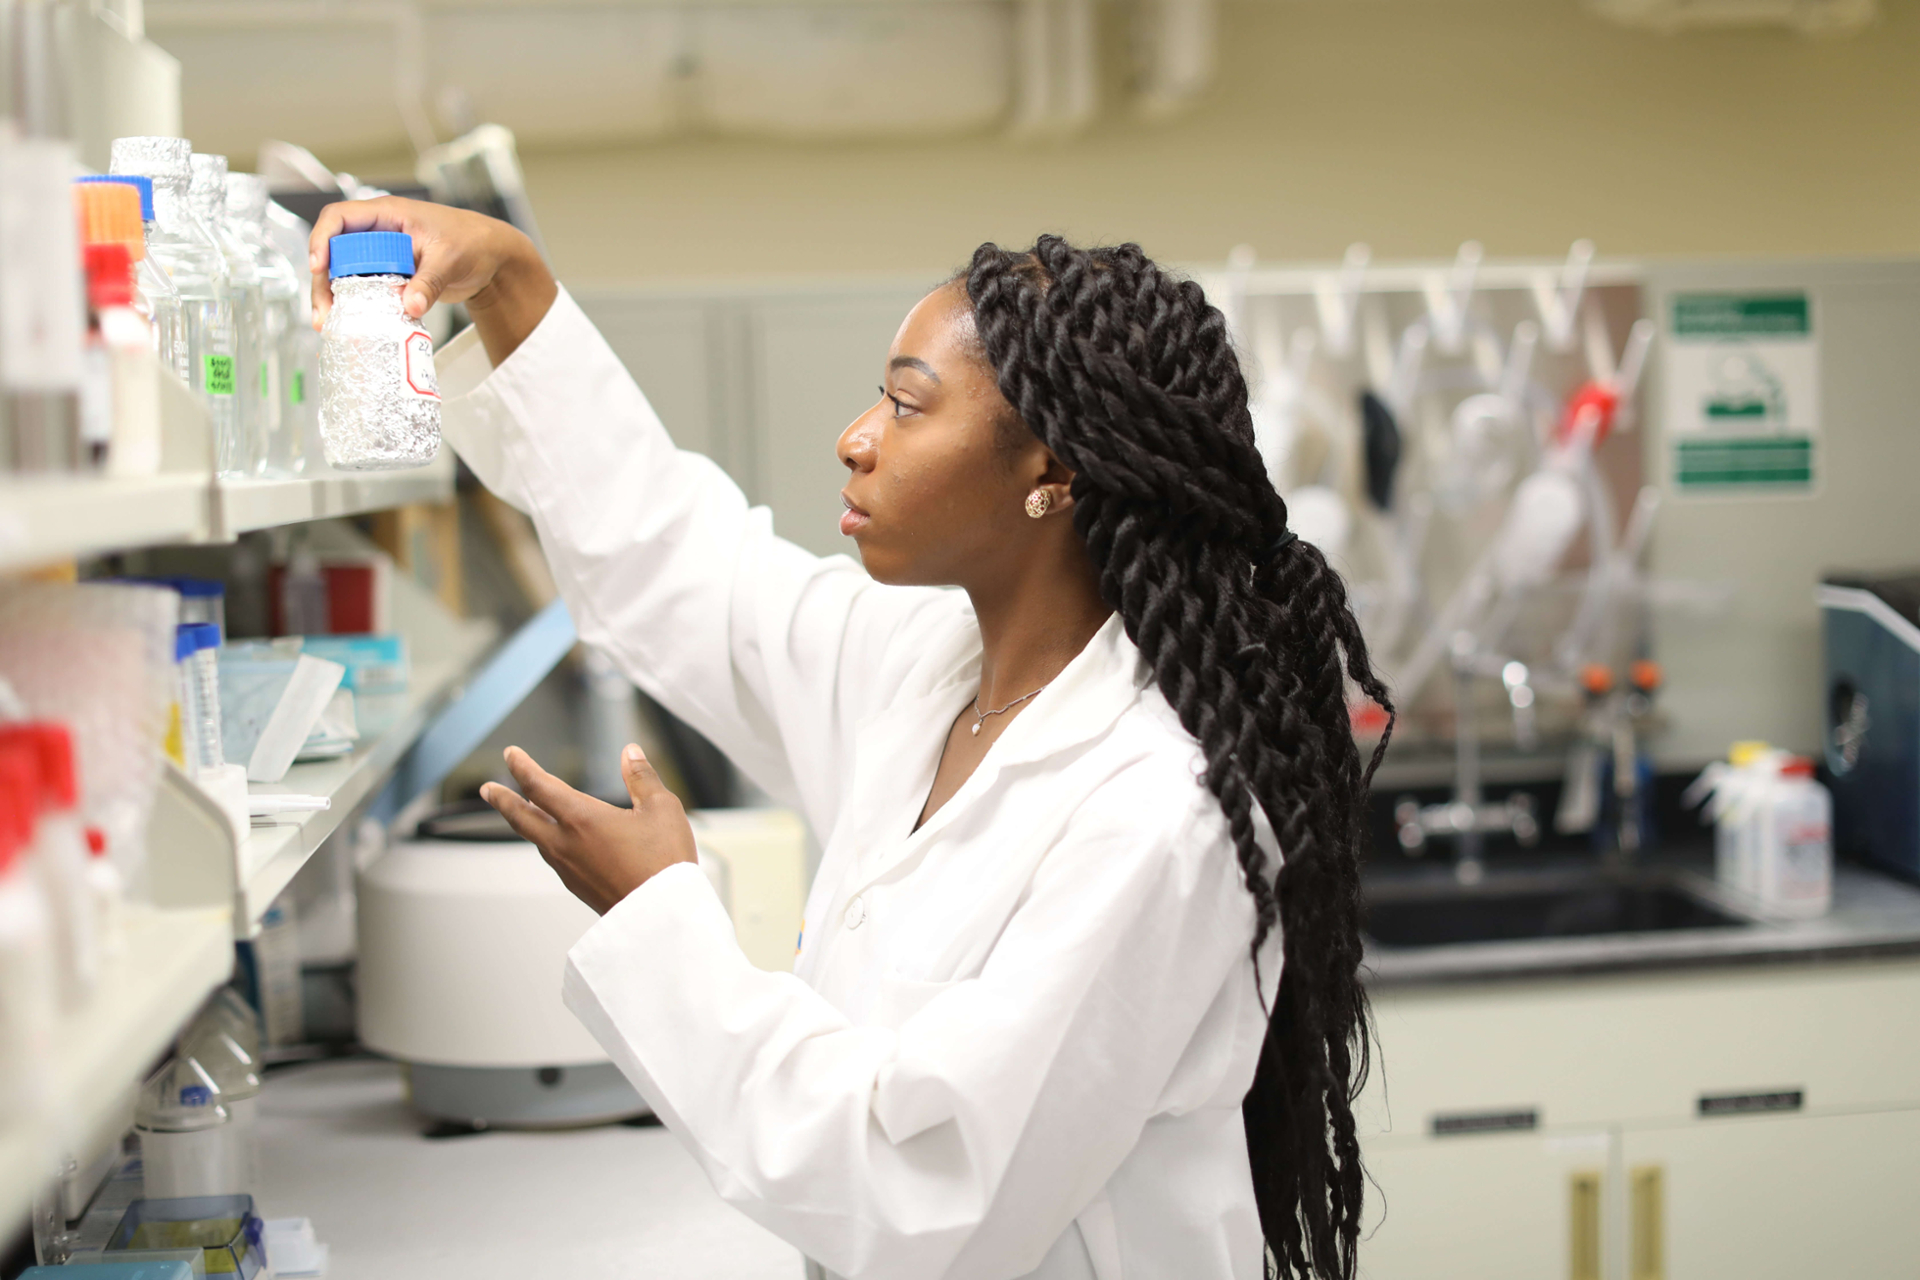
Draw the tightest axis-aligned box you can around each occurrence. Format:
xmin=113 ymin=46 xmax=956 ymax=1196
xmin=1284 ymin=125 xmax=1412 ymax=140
xmin=318 ymin=230 xmax=442 ymax=471
xmin=134 ymin=1056 xmax=242 ymax=1199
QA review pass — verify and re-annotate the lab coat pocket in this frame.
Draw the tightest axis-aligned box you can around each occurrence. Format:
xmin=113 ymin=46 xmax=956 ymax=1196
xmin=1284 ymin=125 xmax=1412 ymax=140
xmin=871 ymin=973 xmax=959 ymax=1031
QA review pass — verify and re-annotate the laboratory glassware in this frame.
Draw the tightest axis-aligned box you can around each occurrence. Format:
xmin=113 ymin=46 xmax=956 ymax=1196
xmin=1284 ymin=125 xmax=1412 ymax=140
xmin=190 ymin=154 xmax=266 ymax=475
xmin=225 ymin=174 xmax=305 ymax=476
xmin=108 ymin=137 xmax=238 ymax=474
xmin=318 ymin=231 xmax=441 ymax=470
xmin=177 ymin=1028 xmax=261 ymax=1195
xmin=207 ymin=984 xmax=264 ymax=1059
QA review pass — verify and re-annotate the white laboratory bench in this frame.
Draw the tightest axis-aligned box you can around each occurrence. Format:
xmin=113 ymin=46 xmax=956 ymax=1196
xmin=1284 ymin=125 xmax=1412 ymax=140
xmin=256 ymin=1058 xmax=803 ymax=1279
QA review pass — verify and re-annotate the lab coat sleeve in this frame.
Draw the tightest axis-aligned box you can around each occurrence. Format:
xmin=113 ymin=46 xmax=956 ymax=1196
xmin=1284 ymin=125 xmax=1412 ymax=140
xmin=562 ymin=774 xmax=1264 ymax=1280
xmin=437 ymin=291 xmax=965 ymax=827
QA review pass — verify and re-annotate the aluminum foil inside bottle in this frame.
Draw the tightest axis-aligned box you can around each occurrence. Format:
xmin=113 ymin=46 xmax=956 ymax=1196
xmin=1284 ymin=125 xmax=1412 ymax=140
xmin=318 ymin=275 xmax=441 ymax=470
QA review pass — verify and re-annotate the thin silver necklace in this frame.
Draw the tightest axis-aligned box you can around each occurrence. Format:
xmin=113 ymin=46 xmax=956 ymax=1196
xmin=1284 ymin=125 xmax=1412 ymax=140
xmin=970 ymin=682 xmax=1050 ymax=736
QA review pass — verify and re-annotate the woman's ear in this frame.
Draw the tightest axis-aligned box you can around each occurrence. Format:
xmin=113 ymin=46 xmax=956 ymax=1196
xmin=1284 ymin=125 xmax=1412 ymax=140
xmin=1033 ymin=453 xmax=1077 ymax=514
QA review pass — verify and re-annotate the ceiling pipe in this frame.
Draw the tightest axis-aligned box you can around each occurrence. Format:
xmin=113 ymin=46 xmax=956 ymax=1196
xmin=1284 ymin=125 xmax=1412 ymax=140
xmin=144 ymin=0 xmax=437 ymax=153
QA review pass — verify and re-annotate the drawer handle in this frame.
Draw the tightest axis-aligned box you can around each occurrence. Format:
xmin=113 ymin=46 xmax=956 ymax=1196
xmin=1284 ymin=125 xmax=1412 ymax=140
xmin=1630 ymin=1163 xmax=1665 ymax=1280
xmin=1568 ymin=1169 xmax=1602 ymax=1280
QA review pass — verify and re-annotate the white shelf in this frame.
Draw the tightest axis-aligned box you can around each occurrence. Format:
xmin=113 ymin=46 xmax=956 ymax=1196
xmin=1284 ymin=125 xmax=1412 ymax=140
xmin=0 ymin=901 xmax=234 ymax=1240
xmin=0 ymin=473 xmax=212 ymax=572
xmin=238 ymin=620 xmax=496 ymax=928
xmin=0 ymin=353 xmax=455 ymax=569
xmin=0 ymin=459 xmax=458 ymax=572
xmin=213 ymin=454 xmax=457 ymax=539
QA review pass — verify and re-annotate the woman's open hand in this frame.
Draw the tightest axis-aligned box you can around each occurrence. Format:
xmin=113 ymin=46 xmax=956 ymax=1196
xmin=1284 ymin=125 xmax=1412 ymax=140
xmin=480 ymin=744 xmax=699 ymax=915
xmin=307 ymin=196 xmax=557 ymax=365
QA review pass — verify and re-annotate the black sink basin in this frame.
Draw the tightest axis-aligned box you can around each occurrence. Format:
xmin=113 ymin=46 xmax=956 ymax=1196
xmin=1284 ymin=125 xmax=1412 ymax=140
xmin=1363 ymin=871 xmax=1749 ymax=948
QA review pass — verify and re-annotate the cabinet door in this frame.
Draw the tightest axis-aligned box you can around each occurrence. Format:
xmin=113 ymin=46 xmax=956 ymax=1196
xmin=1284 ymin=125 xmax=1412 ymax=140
xmin=1361 ymin=1130 xmax=1614 ymax=1280
xmin=1618 ymin=1108 xmax=1920 ymax=1280
xmin=574 ymin=297 xmax=724 ymax=463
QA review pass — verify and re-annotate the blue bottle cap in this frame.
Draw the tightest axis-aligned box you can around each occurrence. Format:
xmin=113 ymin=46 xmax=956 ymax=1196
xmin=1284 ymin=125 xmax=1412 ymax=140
xmin=77 ymin=174 xmax=154 ymax=222
xmin=179 ymin=1084 xmax=213 ymax=1106
xmin=189 ymin=622 xmax=222 ymax=652
xmin=175 ymin=624 xmax=199 ymax=663
xmin=329 ymin=230 xmax=415 ymax=279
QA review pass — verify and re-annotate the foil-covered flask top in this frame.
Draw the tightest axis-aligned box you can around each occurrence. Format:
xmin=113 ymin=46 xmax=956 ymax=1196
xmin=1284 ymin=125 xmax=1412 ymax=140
xmin=110 ymin=135 xmax=191 ymax=184
xmin=189 ymin=153 xmax=230 ymax=223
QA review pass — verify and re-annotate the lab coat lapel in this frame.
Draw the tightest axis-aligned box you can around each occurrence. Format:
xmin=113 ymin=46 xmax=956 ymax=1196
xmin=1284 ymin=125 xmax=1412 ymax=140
xmin=834 ymin=614 xmax=1149 ymax=903
xmin=986 ymin=614 xmax=1150 ymax=773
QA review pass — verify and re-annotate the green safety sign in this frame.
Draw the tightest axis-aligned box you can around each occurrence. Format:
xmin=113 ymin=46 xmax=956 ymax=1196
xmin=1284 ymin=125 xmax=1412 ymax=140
xmin=1663 ymin=291 xmax=1818 ymax=496
xmin=1671 ymin=294 xmax=1810 ymax=338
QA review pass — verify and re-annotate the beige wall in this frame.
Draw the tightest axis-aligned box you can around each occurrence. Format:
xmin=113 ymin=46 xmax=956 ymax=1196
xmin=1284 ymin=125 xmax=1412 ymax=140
xmin=335 ymin=0 xmax=1920 ymax=288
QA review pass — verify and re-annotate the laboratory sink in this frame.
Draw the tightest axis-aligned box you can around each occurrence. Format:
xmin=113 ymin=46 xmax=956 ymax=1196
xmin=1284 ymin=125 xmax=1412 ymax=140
xmin=1362 ymin=868 xmax=1750 ymax=949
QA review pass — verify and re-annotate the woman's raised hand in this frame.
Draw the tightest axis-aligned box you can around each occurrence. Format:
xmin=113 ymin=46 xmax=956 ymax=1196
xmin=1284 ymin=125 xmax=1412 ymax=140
xmin=307 ymin=196 xmax=557 ymax=365
xmin=480 ymin=744 xmax=700 ymax=915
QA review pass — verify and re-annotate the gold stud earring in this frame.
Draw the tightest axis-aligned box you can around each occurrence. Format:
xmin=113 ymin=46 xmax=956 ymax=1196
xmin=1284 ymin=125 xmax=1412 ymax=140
xmin=1025 ymin=488 xmax=1052 ymax=519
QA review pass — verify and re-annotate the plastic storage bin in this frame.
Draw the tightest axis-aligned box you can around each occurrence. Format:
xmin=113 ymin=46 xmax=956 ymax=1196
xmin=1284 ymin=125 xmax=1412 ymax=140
xmin=20 ymin=1263 xmax=193 ymax=1279
xmin=107 ymin=1196 xmax=265 ymax=1279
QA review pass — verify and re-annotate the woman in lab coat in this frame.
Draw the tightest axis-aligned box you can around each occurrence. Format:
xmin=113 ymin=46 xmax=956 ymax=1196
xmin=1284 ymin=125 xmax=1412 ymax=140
xmin=310 ymin=203 xmax=1394 ymax=1280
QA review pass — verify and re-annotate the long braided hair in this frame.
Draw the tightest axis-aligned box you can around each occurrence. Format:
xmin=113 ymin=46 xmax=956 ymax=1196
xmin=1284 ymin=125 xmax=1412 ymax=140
xmin=963 ymin=236 xmax=1394 ymax=1279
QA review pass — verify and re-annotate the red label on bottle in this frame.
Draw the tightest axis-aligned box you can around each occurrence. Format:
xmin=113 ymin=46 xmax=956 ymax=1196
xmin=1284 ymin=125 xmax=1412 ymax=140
xmin=404 ymin=330 xmax=440 ymax=400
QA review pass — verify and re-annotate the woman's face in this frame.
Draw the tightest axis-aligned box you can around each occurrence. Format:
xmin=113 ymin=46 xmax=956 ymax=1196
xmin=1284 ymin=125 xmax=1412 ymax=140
xmin=836 ymin=282 xmax=1058 ymax=587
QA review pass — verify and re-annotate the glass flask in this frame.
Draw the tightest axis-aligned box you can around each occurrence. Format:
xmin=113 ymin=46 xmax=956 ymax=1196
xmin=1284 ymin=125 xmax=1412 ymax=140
xmin=317 ymin=231 xmax=440 ymax=471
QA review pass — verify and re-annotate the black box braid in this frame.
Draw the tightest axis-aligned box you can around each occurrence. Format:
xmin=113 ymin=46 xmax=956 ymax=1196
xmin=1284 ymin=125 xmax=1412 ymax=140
xmin=965 ymin=235 xmax=1395 ymax=1280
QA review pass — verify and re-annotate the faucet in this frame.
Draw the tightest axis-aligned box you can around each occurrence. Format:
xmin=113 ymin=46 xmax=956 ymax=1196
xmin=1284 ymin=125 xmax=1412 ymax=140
xmin=1395 ymin=632 xmax=1541 ymax=883
xmin=1602 ymin=659 xmax=1663 ymax=863
xmin=1502 ymin=661 xmax=1538 ymax=752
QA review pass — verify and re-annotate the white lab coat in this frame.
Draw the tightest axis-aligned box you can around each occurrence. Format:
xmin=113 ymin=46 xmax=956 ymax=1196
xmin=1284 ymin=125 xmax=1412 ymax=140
xmin=438 ymin=288 xmax=1281 ymax=1280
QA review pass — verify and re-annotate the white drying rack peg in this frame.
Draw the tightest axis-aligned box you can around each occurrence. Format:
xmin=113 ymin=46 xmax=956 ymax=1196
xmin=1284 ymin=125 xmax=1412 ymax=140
xmin=1576 ymin=304 xmax=1654 ymax=415
xmin=1385 ymin=321 xmax=1430 ymax=420
xmin=1531 ymin=238 xmax=1595 ymax=351
xmin=1581 ymin=300 xmax=1618 ymax=386
xmin=1593 ymin=317 xmax=1656 ymax=432
xmin=1313 ymin=243 xmax=1370 ymax=358
xmin=1614 ymin=317 xmax=1655 ymax=402
xmin=1501 ymin=320 xmax=1540 ymax=409
xmin=1423 ymin=240 xmax=1483 ymax=355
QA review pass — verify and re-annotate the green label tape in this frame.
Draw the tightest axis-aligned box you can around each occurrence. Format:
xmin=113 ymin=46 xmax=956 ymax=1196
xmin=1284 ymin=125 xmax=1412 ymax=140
xmin=205 ymin=353 xmax=236 ymax=396
xmin=261 ymin=362 xmax=270 ymax=398
xmin=290 ymin=370 xmax=305 ymax=404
